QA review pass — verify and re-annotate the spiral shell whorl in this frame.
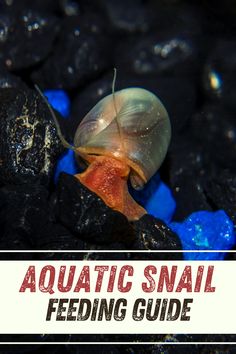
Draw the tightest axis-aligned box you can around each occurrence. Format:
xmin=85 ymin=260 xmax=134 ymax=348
xmin=74 ymin=87 xmax=171 ymax=189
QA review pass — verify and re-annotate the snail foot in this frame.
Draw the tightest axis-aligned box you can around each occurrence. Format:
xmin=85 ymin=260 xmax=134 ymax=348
xmin=74 ymin=155 xmax=146 ymax=221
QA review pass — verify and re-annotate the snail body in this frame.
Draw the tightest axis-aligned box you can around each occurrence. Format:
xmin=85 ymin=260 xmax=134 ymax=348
xmin=73 ymin=87 xmax=171 ymax=220
xmin=74 ymin=88 xmax=171 ymax=191
xmin=36 ymin=78 xmax=171 ymax=221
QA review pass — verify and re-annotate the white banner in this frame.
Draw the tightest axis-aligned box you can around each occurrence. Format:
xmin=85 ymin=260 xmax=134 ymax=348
xmin=0 ymin=260 xmax=235 ymax=334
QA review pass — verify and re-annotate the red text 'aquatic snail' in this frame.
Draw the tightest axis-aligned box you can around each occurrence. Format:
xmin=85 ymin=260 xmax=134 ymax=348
xmin=37 ymin=70 xmax=171 ymax=221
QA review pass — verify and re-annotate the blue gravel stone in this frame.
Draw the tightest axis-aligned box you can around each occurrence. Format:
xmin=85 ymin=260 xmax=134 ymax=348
xmin=54 ymin=149 xmax=79 ymax=183
xmin=170 ymin=210 xmax=235 ymax=260
xmin=45 ymin=89 xmax=74 ymax=181
xmin=44 ymin=89 xmax=71 ymax=118
xmin=130 ymin=173 xmax=176 ymax=224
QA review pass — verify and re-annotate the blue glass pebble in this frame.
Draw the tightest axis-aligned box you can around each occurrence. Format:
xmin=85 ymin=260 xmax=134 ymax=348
xmin=54 ymin=149 xmax=80 ymax=183
xmin=130 ymin=173 xmax=176 ymax=224
xmin=170 ymin=210 xmax=235 ymax=260
xmin=45 ymin=88 xmax=75 ymax=181
xmin=44 ymin=89 xmax=71 ymax=118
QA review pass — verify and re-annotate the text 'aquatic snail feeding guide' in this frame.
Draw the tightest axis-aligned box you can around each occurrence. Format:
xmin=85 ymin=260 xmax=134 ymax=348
xmin=0 ymin=0 xmax=236 ymax=353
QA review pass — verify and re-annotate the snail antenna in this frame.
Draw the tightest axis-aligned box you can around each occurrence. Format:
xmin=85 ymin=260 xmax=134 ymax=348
xmin=34 ymin=84 xmax=77 ymax=152
xmin=112 ymin=68 xmax=124 ymax=153
xmin=112 ymin=68 xmax=118 ymax=117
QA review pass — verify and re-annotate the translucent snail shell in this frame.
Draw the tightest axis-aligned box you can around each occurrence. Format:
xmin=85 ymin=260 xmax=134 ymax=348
xmin=74 ymin=87 xmax=171 ymax=189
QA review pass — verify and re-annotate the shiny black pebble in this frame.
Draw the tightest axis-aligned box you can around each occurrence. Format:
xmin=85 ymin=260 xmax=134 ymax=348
xmin=32 ymin=15 xmax=111 ymax=89
xmin=132 ymin=215 xmax=183 ymax=260
xmin=0 ymin=10 xmax=58 ymax=70
xmin=0 ymin=88 xmax=64 ymax=185
xmin=190 ymin=104 xmax=236 ymax=172
xmin=54 ymin=173 xmax=135 ymax=245
xmin=169 ymin=135 xmax=212 ymax=220
xmin=114 ymin=32 xmax=199 ymax=78
xmin=0 ymin=66 xmax=26 ymax=88
xmin=204 ymin=170 xmax=236 ymax=225
xmin=0 ymin=183 xmax=49 ymax=249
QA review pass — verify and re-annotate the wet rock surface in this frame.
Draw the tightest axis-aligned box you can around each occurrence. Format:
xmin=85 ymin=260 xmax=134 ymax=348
xmin=0 ymin=10 xmax=58 ymax=70
xmin=0 ymin=87 xmax=64 ymax=185
xmin=54 ymin=173 xmax=135 ymax=246
xmin=168 ymin=135 xmax=212 ymax=220
xmin=0 ymin=66 xmax=25 ymax=88
xmin=114 ymin=31 xmax=200 ymax=78
xmin=204 ymin=170 xmax=236 ymax=225
xmin=101 ymin=0 xmax=154 ymax=34
xmin=31 ymin=15 xmax=112 ymax=89
xmin=0 ymin=183 xmax=49 ymax=249
xmin=190 ymin=104 xmax=236 ymax=172
xmin=132 ymin=214 xmax=182 ymax=259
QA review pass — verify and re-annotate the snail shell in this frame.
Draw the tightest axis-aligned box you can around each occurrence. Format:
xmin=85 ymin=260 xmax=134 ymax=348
xmin=74 ymin=88 xmax=171 ymax=189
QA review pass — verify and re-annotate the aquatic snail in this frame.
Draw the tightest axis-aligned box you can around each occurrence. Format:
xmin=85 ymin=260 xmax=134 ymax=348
xmin=36 ymin=70 xmax=171 ymax=221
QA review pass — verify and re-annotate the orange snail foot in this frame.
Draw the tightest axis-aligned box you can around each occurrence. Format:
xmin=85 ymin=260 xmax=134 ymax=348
xmin=74 ymin=155 xmax=146 ymax=221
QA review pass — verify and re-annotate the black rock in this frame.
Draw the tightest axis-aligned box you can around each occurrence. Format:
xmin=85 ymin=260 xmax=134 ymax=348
xmin=150 ymin=344 xmax=172 ymax=354
xmin=0 ymin=87 xmax=64 ymax=185
xmin=0 ymin=177 xmax=111 ymax=257
xmin=112 ymin=1 xmax=205 ymax=76
xmin=169 ymin=135 xmax=212 ymax=220
xmin=59 ymin=0 xmax=80 ymax=17
xmin=34 ymin=222 xmax=84 ymax=251
xmin=203 ymin=0 xmax=236 ymax=32
xmin=32 ymin=15 xmax=112 ymax=89
xmin=0 ymin=66 xmax=26 ymax=88
xmin=0 ymin=0 xmax=60 ymax=15
xmin=0 ymin=183 xmax=49 ymax=249
xmin=101 ymin=0 xmax=153 ymax=34
xmin=55 ymin=173 xmax=135 ymax=245
xmin=150 ymin=3 xmax=204 ymax=37
xmin=190 ymin=104 xmax=236 ymax=172
xmin=114 ymin=31 xmax=199 ymax=78
xmin=203 ymin=39 xmax=236 ymax=111
xmin=148 ymin=76 xmax=196 ymax=134
xmin=169 ymin=135 xmax=208 ymax=184
xmin=74 ymin=12 xmax=107 ymax=36
xmin=204 ymin=170 xmax=236 ymax=225
xmin=132 ymin=215 xmax=183 ymax=260
xmin=0 ymin=10 xmax=58 ymax=70
xmin=172 ymin=176 xmax=212 ymax=221
xmin=0 ymin=181 xmax=87 ymax=256
xmin=0 ymin=231 xmax=32 ymax=251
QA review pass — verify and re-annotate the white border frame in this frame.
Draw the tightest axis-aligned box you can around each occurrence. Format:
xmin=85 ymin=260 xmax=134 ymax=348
xmin=0 ymin=249 xmax=235 ymax=345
